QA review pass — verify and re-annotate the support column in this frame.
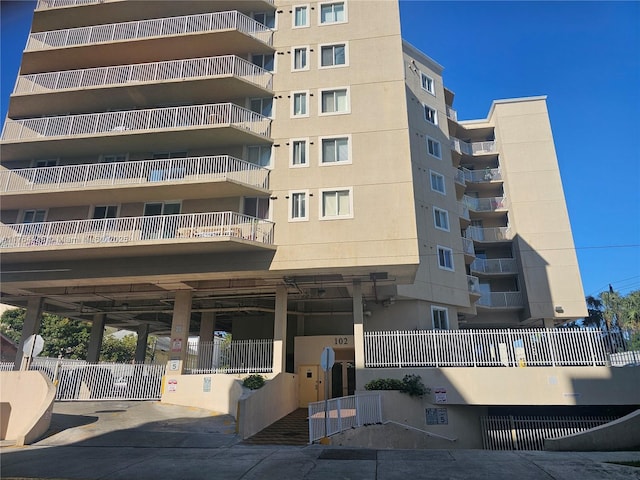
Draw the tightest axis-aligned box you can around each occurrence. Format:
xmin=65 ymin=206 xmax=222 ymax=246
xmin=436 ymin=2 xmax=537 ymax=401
xmin=272 ymin=285 xmax=288 ymax=375
xmin=543 ymin=318 xmax=555 ymax=329
xmin=135 ymin=323 xmax=149 ymax=363
xmin=15 ymin=297 xmax=44 ymax=370
xmin=86 ymin=313 xmax=106 ymax=363
xmin=197 ymin=312 xmax=216 ymax=370
xmin=167 ymin=290 xmax=192 ymax=374
xmin=352 ymin=280 xmax=365 ymax=370
xmin=296 ymin=302 xmax=305 ymax=336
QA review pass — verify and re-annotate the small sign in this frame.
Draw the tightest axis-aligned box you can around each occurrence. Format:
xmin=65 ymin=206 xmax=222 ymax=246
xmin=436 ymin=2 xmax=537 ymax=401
xmin=320 ymin=347 xmax=335 ymax=372
xmin=171 ymin=338 xmax=182 ymax=352
xmin=203 ymin=377 xmax=211 ymax=392
xmin=434 ymin=387 xmax=447 ymax=404
xmin=22 ymin=334 xmax=45 ymax=357
xmin=167 ymin=378 xmax=177 ymax=392
xmin=426 ymin=408 xmax=448 ymax=425
xmin=168 ymin=360 xmax=180 ymax=371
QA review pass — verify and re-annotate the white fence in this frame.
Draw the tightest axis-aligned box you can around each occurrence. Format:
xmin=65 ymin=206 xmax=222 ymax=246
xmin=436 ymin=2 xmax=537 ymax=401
xmin=477 ymin=292 xmax=524 ymax=308
xmin=36 ymin=0 xmax=274 ymax=9
xmin=1 ymin=103 xmax=271 ymax=141
xmin=464 ymin=225 xmax=513 ymax=242
xmin=364 ymin=329 xmax=633 ymax=368
xmin=308 ymin=394 xmax=382 ymax=443
xmin=1 ymin=155 xmax=269 ymax=193
xmin=471 ymin=258 xmax=518 ymax=275
xmin=0 ymin=211 xmax=275 ymax=249
xmin=185 ymin=339 xmax=273 ymax=374
xmin=15 ymin=55 xmax=272 ymax=94
xmin=451 ymin=137 xmax=496 ymax=156
xmin=463 ymin=195 xmax=507 ymax=212
xmin=26 ymin=10 xmax=273 ymax=50
xmin=481 ymin=415 xmax=615 ymax=450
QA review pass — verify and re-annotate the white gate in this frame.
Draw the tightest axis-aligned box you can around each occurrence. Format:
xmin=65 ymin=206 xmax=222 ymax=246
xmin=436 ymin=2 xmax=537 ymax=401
xmin=308 ymin=394 xmax=382 ymax=443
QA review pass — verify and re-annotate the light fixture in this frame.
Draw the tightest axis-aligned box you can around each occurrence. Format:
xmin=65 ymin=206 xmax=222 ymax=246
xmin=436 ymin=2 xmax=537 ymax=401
xmin=554 ymin=306 xmax=564 ymax=313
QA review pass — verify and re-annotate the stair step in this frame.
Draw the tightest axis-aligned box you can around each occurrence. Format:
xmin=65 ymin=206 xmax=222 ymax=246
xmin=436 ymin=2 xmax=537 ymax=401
xmin=242 ymin=408 xmax=309 ymax=446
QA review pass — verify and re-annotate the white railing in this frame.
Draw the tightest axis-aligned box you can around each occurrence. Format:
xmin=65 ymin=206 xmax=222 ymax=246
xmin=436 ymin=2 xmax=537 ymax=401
xmin=26 ymin=11 xmax=273 ymax=51
xmin=185 ymin=338 xmax=273 ymax=374
xmin=461 ymin=237 xmax=475 ymax=256
xmin=464 ymin=226 xmax=513 ymax=243
xmin=364 ymin=329 xmax=634 ymax=368
xmin=471 ymin=258 xmax=518 ymax=275
xmin=477 ymin=292 xmax=523 ymax=308
xmin=454 ymin=168 xmax=466 ymax=185
xmin=481 ymin=416 xmax=616 ymax=450
xmin=1 ymin=103 xmax=271 ymax=141
xmin=463 ymin=167 xmax=502 ymax=183
xmin=463 ymin=195 xmax=507 ymax=212
xmin=0 ymin=211 xmax=275 ymax=249
xmin=610 ymin=350 xmax=640 ymax=366
xmin=446 ymin=105 xmax=457 ymax=121
xmin=36 ymin=0 xmax=274 ymax=9
xmin=15 ymin=55 xmax=273 ymax=94
xmin=0 ymin=362 xmax=15 ymax=371
xmin=1 ymin=155 xmax=269 ymax=193
xmin=467 ymin=275 xmax=481 ymax=295
xmin=451 ymin=137 xmax=497 ymax=156
xmin=308 ymin=394 xmax=382 ymax=443
xmin=458 ymin=202 xmax=470 ymax=221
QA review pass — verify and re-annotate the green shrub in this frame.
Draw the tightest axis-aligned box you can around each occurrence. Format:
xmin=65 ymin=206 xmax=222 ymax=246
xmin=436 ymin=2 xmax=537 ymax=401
xmin=364 ymin=378 xmax=404 ymax=391
xmin=364 ymin=374 xmax=427 ymax=398
xmin=242 ymin=374 xmax=265 ymax=390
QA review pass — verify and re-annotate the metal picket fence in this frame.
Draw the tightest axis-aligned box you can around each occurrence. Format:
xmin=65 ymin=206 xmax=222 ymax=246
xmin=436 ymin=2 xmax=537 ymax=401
xmin=185 ymin=338 xmax=273 ymax=374
xmin=308 ymin=394 xmax=382 ymax=443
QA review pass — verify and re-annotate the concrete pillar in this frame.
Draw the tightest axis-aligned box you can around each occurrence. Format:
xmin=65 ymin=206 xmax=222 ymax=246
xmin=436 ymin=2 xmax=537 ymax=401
xmin=543 ymin=318 xmax=555 ymax=329
xmin=272 ymin=285 xmax=288 ymax=374
xmin=296 ymin=302 xmax=305 ymax=336
xmin=15 ymin=297 xmax=44 ymax=370
xmin=135 ymin=323 xmax=149 ymax=363
xmin=86 ymin=313 xmax=106 ymax=363
xmin=352 ymin=280 xmax=365 ymax=370
xmin=166 ymin=290 xmax=192 ymax=374
xmin=197 ymin=312 xmax=216 ymax=370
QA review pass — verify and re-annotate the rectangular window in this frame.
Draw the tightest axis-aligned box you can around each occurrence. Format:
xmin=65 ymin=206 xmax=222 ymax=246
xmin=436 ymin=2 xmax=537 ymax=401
xmin=437 ymin=245 xmax=454 ymax=271
xmin=290 ymin=191 xmax=308 ymax=221
xmin=424 ymin=105 xmax=438 ymax=125
xmin=320 ymin=2 xmax=346 ymax=24
xmin=292 ymin=47 xmax=308 ymax=70
xmin=321 ymin=188 xmax=352 ymax=219
xmin=430 ymin=171 xmax=446 ymax=194
xmin=250 ymin=97 xmax=273 ymax=117
xmin=23 ymin=209 xmax=46 ymax=223
xmin=253 ymin=11 xmax=275 ymax=28
xmin=293 ymin=5 xmax=308 ymax=27
xmin=243 ymin=197 xmax=270 ymax=219
xmin=292 ymin=91 xmax=308 ymax=117
xmin=431 ymin=306 xmax=449 ymax=330
xmin=93 ymin=205 xmax=118 ymax=219
xmin=433 ymin=207 xmax=449 ymax=231
xmin=251 ymin=53 xmax=274 ymax=72
xmin=291 ymin=139 xmax=308 ymax=167
xmin=421 ymin=72 xmax=435 ymax=95
xmin=320 ymin=43 xmax=346 ymax=67
xmin=321 ymin=136 xmax=349 ymax=164
xmin=320 ymin=88 xmax=349 ymax=114
xmin=248 ymin=145 xmax=272 ymax=167
xmin=427 ymin=137 xmax=441 ymax=159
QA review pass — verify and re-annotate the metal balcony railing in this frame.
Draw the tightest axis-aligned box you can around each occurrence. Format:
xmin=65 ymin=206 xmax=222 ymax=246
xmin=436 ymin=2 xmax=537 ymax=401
xmin=1 ymin=103 xmax=271 ymax=141
xmin=451 ymin=137 xmax=496 ymax=156
xmin=464 ymin=226 xmax=513 ymax=243
xmin=467 ymin=275 xmax=481 ymax=295
xmin=462 ymin=167 xmax=502 ymax=183
xmin=454 ymin=168 xmax=466 ymax=186
xmin=14 ymin=55 xmax=273 ymax=94
xmin=458 ymin=202 xmax=470 ymax=222
xmin=0 ymin=155 xmax=270 ymax=193
xmin=26 ymin=10 xmax=273 ymax=50
xmin=462 ymin=195 xmax=507 ymax=212
xmin=471 ymin=258 xmax=518 ymax=275
xmin=0 ymin=212 xmax=274 ymax=249
xmin=461 ymin=237 xmax=475 ymax=257
xmin=36 ymin=0 xmax=274 ymax=9
xmin=446 ymin=105 xmax=457 ymax=121
xmin=477 ymin=292 xmax=524 ymax=308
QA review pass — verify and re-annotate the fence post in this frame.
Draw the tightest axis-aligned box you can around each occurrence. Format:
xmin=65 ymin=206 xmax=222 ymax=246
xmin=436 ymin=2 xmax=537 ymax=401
xmin=509 ymin=415 xmax=518 ymax=450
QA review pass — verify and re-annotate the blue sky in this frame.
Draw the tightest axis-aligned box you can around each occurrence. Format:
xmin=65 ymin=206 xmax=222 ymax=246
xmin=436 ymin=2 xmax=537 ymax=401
xmin=1 ymin=1 xmax=639 ymax=299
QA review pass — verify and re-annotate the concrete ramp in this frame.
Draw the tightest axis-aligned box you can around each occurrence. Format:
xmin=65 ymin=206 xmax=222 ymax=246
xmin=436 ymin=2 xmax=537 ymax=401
xmin=545 ymin=409 xmax=640 ymax=451
xmin=0 ymin=370 xmax=55 ymax=446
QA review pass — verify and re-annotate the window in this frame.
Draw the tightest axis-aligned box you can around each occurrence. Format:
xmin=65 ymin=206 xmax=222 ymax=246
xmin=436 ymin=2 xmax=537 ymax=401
xmin=431 ymin=306 xmax=449 ymax=330
xmin=292 ymin=47 xmax=308 ymax=71
xmin=144 ymin=202 xmax=180 ymax=216
xmin=289 ymin=191 xmax=308 ymax=221
xmin=421 ymin=72 xmax=435 ymax=95
xmin=23 ymin=209 xmax=46 ymax=223
xmin=320 ymin=2 xmax=346 ymax=24
xmin=321 ymin=188 xmax=352 ymax=219
xmin=93 ymin=205 xmax=118 ymax=219
xmin=427 ymin=137 xmax=441 ymax=159
xmin=291 ymin=139 xmax=308 ymax=167
xmin=244 ymin=197 xmax=270 ymax=219
xmin=320 ymin=43 xmax=347 ymax=67
xmin=424 ymin=105 xmax=438 ymax=125
xmin=321 ymin=136 xmax=349 ymax=164
xmin=250 ymin=97 xmax=273 ymax=117
xmin=320 ymin=88 xmax=349 ymax=115
xmin=253 ymin=11 xmax=275 ymax=28
xmin=430 ymin=171 xmax=445 ymax=194
xmin=251 ymin=54 xmax=274 ymax=72
xmin=433 ymin=207 xmax=449 ymax=231
xmin=247 ymin=145 xmax=272 ymax=167
xmin=293 ymin=5 xmax=309 ymax=27
xmin=292 ymin=91 xmax=308 ymax=117
xmin=437 ymin=245 xmax=454 ymax=271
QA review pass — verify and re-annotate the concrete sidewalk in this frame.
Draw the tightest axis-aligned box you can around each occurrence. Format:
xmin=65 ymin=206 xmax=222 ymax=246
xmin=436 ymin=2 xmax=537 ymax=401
xmin=1 ymin=401 xmax=639 ymax=480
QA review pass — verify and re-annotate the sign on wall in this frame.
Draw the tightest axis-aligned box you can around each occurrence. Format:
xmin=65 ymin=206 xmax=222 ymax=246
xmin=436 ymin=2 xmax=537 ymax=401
xmin=426 ymin=408 xmax=448 ymax=425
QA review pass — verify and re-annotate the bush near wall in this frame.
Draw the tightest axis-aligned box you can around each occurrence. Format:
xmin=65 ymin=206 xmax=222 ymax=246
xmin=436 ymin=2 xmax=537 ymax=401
xmin=364 ymin=374 xmax=427 ymax=397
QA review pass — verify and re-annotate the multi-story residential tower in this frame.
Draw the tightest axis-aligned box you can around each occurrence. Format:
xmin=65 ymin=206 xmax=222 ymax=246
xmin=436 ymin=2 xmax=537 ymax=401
xmin=5 ymin=0 xmax=631 ymax=449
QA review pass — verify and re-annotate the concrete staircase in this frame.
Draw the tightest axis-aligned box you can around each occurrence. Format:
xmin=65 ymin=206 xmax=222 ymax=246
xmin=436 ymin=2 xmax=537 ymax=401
xmin=242 ymin=408 xmax=309 ymax=446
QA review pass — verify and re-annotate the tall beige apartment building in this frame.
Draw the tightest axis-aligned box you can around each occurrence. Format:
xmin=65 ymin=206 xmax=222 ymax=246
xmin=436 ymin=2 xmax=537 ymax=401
xmin=5 ymin=0 xmax=632 ymax=448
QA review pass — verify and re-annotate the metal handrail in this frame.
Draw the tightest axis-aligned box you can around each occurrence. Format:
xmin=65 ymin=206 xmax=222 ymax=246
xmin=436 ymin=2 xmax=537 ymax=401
xmin=383 ymin=421 xmax=457 ymax=442
xmin=471 ymin=258 xmax=517 ymax=274
xmin=36 ymin=0 xmax=274 ymax=9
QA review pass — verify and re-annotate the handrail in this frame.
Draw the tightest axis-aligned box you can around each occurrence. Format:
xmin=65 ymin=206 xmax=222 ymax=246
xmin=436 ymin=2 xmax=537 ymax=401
xmin=383 ymin=421 xmax=457 ymax=442
xmin=471 ymin=258 xmax=517 ymax=274
xmin=451 ymin=137 xmax=496 ymax=156
xmin=36 ymin=0 xmax=274 ymax=9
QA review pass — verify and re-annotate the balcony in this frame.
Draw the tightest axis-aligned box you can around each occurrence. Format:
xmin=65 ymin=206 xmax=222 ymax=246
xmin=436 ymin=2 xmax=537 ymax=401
xmin=458 ymin=202 xmax=470 ymax=225
xmin=464 ymin=226 xmax=513 ymax=243
xmin=22 ymin=11 xmax=274 ymax=73
xmin=0 ymin=212 xmax=275 ymax=262
xmin=446 ymin=106 xmax=457 ymax=121
xmin=450 ymin=137 xmax=496 ymax=156
xmin=462 ymin=167 xmax=502 ymax=183
xmin=470 ymin=258 xmax=518 ymax=275
xmin=467 ymin=275 xmax=481 ymax=297
xmin=461 ymin=237 xmax=475 ymax=262
xmin=11 ymin=56 xmax=273 ymax=117
xmin=0 ymin=156 xmax=270 ymax=210
xmin=36 ymin=0 xmax=274 ymax=10
xmin=0 ymin=103 xmax=272 ymax=161
xmin=462 ymin=195 xmax=507 ymax=213
xmin=476 ymin=292 xmax=524 ymax=309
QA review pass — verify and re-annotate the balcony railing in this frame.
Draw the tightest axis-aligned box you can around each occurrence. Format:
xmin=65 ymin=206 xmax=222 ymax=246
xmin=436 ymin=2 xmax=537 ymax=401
xmin=461 ymin=237 xmax=475 ymax=257
xmin=467 ymin=275 xmax=481 ymax=295
xmin=36 ymin=0 xmax=274 ymax=9
xmin=1 ymin=103 xmax=271 ymax=141
xmin=14 ymin=55 xmax=273 ymax=94
xmin=185 ymin=339 xmax=273 ymax=374
xmin=0 ymin=212 xmax=274 ymax=249
xmin=26 ymin=10 xmax=273 ymax=50
xmin=458 ymin=202 xmax=470 ymax=222
xmin=1 ymin=155 xmax=269 ymax=193
xmin=462 ymin=167 xmax=502 ymax=183
xmin=477 ymin=292 xmax=523 ymax=308
xmin=454 ymin=168 xmax=466 ymax=186
xmin=471 ymin=258 xmax=518 ymax=275
xmin=451 ymin=137 xmax=496 ymax=156
xmin=464 ymin=226 xmax=513 ymax=243
xmin=446 ymin=105 xmax=457 ymax=121
xmin=462 ymin=195 xmax=507 ymax=212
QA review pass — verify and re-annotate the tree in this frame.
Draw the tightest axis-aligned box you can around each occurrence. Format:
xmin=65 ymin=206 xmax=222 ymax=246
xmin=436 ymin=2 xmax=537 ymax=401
xmin=100 ymin=333 xmax=137 ymax=362
xmin=583 ymin=295 xmax=605 ymax=329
